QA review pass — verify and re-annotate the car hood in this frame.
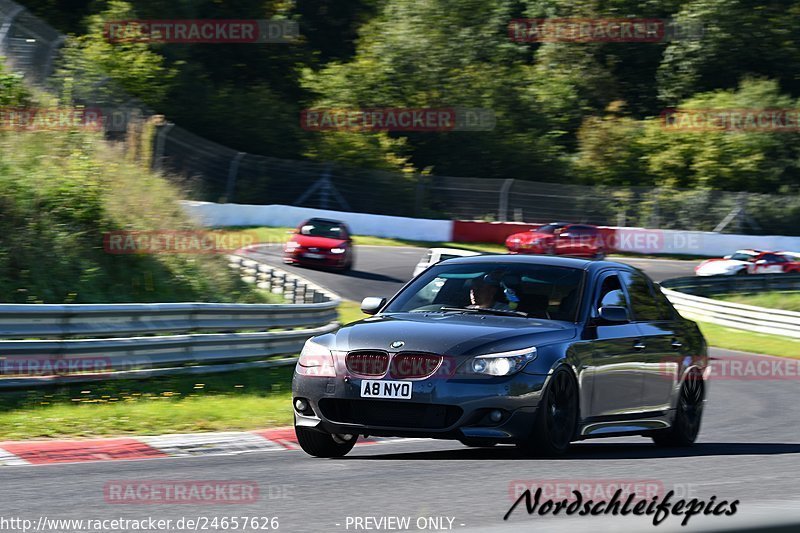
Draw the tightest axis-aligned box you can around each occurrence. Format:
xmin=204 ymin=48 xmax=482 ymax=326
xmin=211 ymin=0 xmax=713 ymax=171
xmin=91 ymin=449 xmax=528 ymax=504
xmin=327 ymin=312 xmax=577 ymax=356
xmin=291 ymin=235 xmax=347 ymax=248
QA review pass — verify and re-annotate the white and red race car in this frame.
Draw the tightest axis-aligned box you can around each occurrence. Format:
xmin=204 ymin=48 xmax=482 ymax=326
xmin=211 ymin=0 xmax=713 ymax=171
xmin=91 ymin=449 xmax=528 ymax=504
xmin=695 ymin=249 xmax=800 ymax=276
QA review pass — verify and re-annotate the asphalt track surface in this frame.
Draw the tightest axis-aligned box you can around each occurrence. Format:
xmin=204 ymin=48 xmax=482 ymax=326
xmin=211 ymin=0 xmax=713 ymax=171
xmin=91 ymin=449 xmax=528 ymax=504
xmin=2 ymin=246 xmax=797 ymax=533
xmin=0 ymin=347 xmax=798 ymax=533
xmin=241 ymin=244 xmax=701 ymax=302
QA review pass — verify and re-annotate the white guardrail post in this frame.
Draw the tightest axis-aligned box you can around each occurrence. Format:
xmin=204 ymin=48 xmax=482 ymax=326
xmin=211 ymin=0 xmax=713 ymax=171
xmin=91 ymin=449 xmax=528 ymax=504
xmin=0 ymin=255 xmax=341 ymax=388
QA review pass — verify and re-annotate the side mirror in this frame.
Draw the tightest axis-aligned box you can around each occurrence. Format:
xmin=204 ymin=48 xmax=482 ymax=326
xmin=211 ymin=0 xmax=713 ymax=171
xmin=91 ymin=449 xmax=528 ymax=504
xmin=558 ymin=232 xmax=571 ymax=238
xmin=597 ymin=306 xmax=629 ymax=323
xmin=361 ymin=297 xmax=386 ymax=315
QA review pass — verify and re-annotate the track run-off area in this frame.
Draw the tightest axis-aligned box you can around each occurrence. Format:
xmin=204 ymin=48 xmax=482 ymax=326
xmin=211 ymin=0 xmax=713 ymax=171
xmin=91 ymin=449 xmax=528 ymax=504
xmin=0 ymin=245 xmax=796 ymax=533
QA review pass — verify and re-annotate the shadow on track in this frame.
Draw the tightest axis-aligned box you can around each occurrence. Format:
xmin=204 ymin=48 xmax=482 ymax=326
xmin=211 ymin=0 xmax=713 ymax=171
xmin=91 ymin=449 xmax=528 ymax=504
xmin=344 ymin=442 xmax=800 ymax=461
xmin=342 ymin=269 xmax=405 ymax=283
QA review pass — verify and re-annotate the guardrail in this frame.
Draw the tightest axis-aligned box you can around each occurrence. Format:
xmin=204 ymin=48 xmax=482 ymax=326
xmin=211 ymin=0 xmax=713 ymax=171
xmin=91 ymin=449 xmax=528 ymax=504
xmin=660 ymin=274 xmax=800 ymax=339
xmin=0 ymin=255 xmax=340 ymax=388
xmin=661 ymin=273 xmax=800 ymax=296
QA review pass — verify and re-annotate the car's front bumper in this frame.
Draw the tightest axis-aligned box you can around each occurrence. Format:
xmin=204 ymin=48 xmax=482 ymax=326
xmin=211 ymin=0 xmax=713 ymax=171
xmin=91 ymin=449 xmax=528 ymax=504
xmin=292 ymin=371 xmax=549 ymax=441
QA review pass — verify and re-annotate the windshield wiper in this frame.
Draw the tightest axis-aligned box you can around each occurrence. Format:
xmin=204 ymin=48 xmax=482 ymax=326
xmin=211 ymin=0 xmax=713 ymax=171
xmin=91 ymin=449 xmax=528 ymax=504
xmin=439 ymin=306 xmax=528 ymax=318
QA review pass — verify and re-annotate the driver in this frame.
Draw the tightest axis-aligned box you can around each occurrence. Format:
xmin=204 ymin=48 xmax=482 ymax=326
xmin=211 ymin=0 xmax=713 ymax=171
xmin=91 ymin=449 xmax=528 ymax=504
xmin=469 ymin=275 xmax=499 ymax=308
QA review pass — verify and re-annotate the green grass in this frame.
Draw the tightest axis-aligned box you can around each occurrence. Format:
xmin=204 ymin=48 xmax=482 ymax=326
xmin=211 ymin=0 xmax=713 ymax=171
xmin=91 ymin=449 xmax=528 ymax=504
xmin=696 ymin=320 xmax=800 ymax=359
xmin=0 ymin=366 xmax=295 ymax=440
xmin=339 ymin=299 xmax=369 ymax=324
xmin=716 ymin=291 xmax=800 ymax=312
xmin=225 ymin=226 xmax=508 ymax=253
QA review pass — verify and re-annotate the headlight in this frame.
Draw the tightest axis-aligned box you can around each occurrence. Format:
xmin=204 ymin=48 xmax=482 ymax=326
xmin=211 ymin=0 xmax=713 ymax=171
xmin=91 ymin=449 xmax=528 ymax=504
xmin=330 ymin=247 xmax=346 ymax=254
xmin=467 ymin=347 xmax=537 ymax=376
xmin=285 ymin=241 xmax=300 ymax=251
xmin=296 ymin=339 xmax=336 ymax=377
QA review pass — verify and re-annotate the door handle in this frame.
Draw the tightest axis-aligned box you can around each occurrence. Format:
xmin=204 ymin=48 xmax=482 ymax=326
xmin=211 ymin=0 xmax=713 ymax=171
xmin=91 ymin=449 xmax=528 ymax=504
xmin=671 ymin=340 xmax=683 ymax=350
xmin=633 ymin=342 xmax=646 ymax=351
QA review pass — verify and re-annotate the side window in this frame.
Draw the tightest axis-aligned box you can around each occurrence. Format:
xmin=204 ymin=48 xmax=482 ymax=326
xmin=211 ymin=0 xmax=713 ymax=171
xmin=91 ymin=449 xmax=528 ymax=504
xmin=620 ymin=271 xmax=660 ymax=321
xmin=651 ymin=283 xmax=676 ymax=321
xmin=597 ymin=274 xmax=628 ymax=310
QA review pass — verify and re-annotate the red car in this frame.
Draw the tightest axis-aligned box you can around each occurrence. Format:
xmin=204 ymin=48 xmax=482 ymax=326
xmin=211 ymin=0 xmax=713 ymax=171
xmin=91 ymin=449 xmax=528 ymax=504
xmin=283 ymin=218 xmax=354 ymax=271
xmin=505 ymin=222 xmax=606 ymax=259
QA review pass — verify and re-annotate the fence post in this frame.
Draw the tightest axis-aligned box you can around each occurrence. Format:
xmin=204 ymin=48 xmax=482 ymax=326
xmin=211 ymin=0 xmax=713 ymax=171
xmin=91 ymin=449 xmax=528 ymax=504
xmin=499 ymin=178 xmax=514 ymax=222
xmin=152 ymin=123 xmax=174 ymax=171
xmin=225 ymin=152 xmax=245 ymax=203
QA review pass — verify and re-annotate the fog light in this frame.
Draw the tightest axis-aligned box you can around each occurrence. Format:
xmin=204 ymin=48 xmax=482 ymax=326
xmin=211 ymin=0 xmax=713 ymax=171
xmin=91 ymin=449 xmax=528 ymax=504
xmin=489 ymin=410 xmax=503 ymax=423
xmin=294 ymin=398 xmax=308 ymax=412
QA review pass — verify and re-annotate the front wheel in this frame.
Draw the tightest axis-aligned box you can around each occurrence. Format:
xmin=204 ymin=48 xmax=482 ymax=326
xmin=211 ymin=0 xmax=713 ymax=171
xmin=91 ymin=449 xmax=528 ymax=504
xmin=295 ymin=425 xmax=357 ymax=457
xmin=652 ymin=369 xmax=705 ymax=447
xmin=516 ymin=367 xmax=578 ymax=457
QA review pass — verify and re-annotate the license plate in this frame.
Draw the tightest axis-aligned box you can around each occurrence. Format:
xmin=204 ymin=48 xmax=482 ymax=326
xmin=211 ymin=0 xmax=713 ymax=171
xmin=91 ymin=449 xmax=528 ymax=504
xmin=360 ymin=380 xmax=412 ymax=400
xmin=303 ymin=253 xmax=324 ymax=259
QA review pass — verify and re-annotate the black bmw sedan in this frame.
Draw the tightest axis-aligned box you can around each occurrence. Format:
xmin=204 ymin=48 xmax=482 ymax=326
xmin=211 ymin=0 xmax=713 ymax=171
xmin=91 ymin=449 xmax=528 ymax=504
xmin=292 ymin=255 xmax=708 ymax=457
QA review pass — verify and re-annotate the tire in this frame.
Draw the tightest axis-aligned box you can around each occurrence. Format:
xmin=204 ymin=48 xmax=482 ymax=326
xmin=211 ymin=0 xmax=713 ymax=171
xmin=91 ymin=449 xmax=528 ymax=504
xmin=516 ymin=367 xmax=578 ymax=457
xmin=735 ymin=268 xmax=748 ymax=276
xmin=295 ymin=425 xmax=357 ymax=457
xmin=594 ymin=251 xmax=606 ymax=260
xmin=458 ymin=437 xmax=498 ymax=448
xmin=652 ymin=368 xmax=705 ymax=447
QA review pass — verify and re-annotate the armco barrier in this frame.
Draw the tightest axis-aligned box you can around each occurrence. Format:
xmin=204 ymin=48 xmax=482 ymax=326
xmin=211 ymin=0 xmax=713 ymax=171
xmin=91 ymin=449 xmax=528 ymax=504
xmin=0 ymin=255 xmax=340 ymax=388
xmin=661 ymin=274 xmax=800 ymax=339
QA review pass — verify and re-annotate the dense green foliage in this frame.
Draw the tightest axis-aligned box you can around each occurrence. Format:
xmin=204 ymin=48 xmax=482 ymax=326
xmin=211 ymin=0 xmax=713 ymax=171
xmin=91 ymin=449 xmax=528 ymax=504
xmin=0 ymin=61 xmax=276 ymax=304
xmin=22 ymin=0 xmax=800 ymax=194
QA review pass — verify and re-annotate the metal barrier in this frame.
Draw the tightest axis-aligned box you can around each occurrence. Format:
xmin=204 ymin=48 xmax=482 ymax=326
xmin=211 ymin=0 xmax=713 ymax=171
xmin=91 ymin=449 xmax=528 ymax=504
xmin=661 ymin=273 xmax=800 ymax=296
xmin=660 ymin=274 xmax=800 ymax=339
xmin=0 ymin=255 xmax=341 ymax=388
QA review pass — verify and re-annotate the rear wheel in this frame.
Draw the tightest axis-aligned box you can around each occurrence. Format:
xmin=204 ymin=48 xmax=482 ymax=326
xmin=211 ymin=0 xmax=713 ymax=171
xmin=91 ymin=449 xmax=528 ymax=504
xmin=652 ymin=368 xmax=705 ymax=447
xmin=517 ymin=367 xmax=578 ymax=457
xmin=295 ymin=425 xmax=357 ymax=457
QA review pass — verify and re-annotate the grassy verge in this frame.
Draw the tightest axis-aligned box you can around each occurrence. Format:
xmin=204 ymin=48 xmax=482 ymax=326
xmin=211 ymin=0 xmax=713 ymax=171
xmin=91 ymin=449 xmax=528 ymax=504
xmin=696 ymin=320 xmax=800 ymax=359
xmin=0 ymin=367 xmax=294 ymax=440
xmin=716 ymin=291 xmax=800 ymax=312
xmin=0 ymin=126 xmax=274 ymax=304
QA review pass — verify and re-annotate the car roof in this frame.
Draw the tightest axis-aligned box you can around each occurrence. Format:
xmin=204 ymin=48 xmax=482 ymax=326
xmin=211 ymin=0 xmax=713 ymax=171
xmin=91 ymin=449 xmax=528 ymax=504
xmin=438 ymin=253 xmax=634 ymax=273
xmin=302 ymin=217 xmax=347 ymax=225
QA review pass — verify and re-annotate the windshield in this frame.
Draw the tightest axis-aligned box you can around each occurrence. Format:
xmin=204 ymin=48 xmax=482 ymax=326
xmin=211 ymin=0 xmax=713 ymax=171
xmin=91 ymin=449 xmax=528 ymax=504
xmin=299 ymin=220 xmax=345 ymax=239
xmin=729 ymin=253 xmax=756 ymax=261
xmin=535 ymin=224 xmax=564 ymax=234
xmin=384 ymin=262 xmax=585 ymax=321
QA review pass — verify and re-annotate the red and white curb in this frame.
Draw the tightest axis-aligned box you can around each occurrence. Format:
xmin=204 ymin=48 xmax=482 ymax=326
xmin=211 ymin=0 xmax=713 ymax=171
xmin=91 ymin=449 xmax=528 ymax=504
xmin=0 ymin=428 xmax=396 ymax=466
